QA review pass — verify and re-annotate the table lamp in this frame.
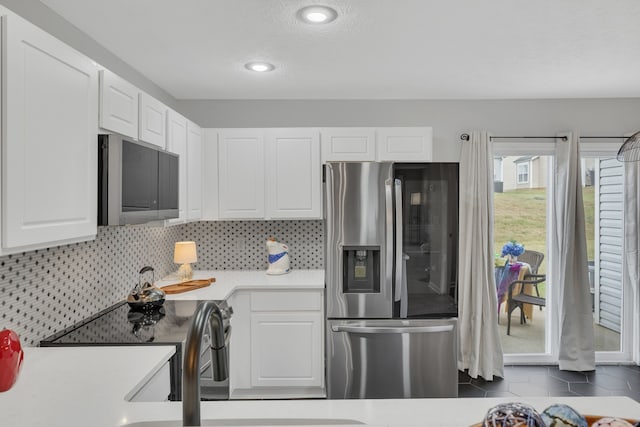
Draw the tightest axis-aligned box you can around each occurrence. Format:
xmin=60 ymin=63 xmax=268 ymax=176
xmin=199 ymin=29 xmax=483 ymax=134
xmin=174 ymin=241 xmax=197 ymax=282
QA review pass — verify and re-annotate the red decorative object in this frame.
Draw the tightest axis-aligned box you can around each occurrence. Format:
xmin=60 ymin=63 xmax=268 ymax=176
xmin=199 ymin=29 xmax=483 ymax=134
xmin=0 ymin=329 xmax=24 ymax=392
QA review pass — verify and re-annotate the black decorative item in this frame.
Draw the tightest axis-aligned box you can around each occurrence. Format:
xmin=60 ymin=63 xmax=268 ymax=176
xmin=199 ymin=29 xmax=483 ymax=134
xmin=616 ymin=131 xmax=640 ymax=162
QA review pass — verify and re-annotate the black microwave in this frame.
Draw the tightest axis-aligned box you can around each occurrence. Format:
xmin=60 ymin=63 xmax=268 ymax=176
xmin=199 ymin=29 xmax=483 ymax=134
xmin=98 ymin=134 xmax=179 ymax=225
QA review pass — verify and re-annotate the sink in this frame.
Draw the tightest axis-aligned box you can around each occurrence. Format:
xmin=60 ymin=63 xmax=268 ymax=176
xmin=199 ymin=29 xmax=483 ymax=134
xmin=122 ymin=418 xmax=365 ymax=426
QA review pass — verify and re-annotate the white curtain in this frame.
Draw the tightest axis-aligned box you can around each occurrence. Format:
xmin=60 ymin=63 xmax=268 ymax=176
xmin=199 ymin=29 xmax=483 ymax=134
xmin=458 ymin=130 xmax=504 ymax=380
xmin=623 ymin=161 xmax=640 ymax=364
xmin=552 ymin=131 xmax=595 ymax=371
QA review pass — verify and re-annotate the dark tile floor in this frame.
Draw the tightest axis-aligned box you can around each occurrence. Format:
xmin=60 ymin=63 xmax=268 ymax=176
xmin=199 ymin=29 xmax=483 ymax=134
xmin=459 ymin=365 xmax=640 ymax=401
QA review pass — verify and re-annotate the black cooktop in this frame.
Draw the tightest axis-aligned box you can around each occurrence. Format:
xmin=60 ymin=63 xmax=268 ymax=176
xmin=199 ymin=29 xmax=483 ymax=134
xmin=40 ymin=300 xmax=204 ymax=346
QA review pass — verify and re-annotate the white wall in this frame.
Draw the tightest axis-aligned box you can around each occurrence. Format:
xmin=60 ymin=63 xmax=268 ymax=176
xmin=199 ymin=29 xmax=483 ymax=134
xmin=0 ymin=0 xmax=177 ymax=109
xmin=176 ymin=99 xmax=640 ymax=162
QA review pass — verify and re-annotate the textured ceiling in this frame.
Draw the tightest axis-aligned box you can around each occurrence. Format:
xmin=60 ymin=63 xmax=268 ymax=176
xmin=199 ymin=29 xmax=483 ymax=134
xmin=39 ymin=0 xmax=640 ymax=100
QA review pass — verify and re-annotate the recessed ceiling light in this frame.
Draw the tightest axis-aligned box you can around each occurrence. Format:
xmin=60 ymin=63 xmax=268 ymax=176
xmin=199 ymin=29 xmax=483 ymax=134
xmin=245 ymin=62 xmax=275 ymax=72
xmin=297 ymin=6 xmax=338 ymax=24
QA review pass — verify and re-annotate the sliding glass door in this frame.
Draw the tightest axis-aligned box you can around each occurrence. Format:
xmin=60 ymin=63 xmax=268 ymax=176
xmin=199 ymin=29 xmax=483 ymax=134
xmin=493 ymin=140 xmax=632 ymax=364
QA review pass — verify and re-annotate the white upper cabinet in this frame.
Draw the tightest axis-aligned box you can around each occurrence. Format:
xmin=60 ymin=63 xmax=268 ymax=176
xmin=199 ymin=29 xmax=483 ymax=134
xmin=186 ymin=121 xmax=203 ymax=221
xmin=138 ymin=93 xmax=167 ymax=149
xmin=202 ymin=129 xmax=219 ymax=220
xmin=166 ymin=110 xmax=188 ymax=224
xmin=2 ymin=12 xmax=98 ymax=252
xmin=266 ymin=129 xmax=321 ymax=219
xmin=321 ymin=128 xmax=376 ymax=162
xmin=218 ymin=129 xmax=265 ymax=219
xmin=376 ymin=127 xmax=433 ymax=161
xmin=98 ymin=69 xmax=139 ymax=139
xmin=321 ymin=127 xmax=433 ymax=163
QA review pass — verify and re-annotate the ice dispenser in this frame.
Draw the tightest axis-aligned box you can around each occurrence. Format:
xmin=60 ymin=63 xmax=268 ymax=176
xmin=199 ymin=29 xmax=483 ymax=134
xmin=342 ymin=246 xmax=380 ymax=293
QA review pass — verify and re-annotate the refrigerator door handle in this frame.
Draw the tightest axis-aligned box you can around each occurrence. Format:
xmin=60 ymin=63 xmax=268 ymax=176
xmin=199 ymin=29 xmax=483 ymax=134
xmin=331 ymin=324 xmax=454 ymax=334
xmin=385 ymin=178 xmax=394 ymax=298
xmin=394 ymin=179 xmax=407 ymax=316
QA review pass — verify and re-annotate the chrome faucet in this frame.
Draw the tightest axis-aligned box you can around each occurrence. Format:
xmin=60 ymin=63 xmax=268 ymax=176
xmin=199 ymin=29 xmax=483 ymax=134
xmin=183 ymin=301 xmax=229 ymax=427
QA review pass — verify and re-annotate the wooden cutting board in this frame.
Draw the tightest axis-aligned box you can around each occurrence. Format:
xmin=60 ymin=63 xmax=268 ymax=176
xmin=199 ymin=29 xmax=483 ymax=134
xmin=161 ymin=278 xmax=215 ymax=294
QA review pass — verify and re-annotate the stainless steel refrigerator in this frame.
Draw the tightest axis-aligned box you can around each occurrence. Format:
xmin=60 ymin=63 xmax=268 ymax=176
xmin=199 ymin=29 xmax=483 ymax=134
xmin=325 ymin=162 xmax=459 ymax=399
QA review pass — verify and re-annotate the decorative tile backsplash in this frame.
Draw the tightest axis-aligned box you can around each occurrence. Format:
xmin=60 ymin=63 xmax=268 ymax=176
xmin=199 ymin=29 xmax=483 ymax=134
xmin=0 ymin=225 xmax=182 ymax=346
xmin=182 ymin=220 xmax=324 ymax=270
xmin=0 ymin=220 xmax=324 ymax=346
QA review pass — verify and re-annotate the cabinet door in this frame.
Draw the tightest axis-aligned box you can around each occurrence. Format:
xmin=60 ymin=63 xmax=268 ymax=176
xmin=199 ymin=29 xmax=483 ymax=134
xmin=377 ymin=127 xmax=433 ymax=161
xmin=266 ymin=129 xmax=321 ymax=219
xmin=166 ymin=110 xmax=188 ymax=224
xmin=321 ymin=128 xmax=376 ymax=162
xmin=139 ymin=93 xmax=167 ymax=148
xmin=250 ymin=312 xmax=323 ymax=388
xmin=218 ymin=129 xmax=265 ymax=219
xmin=186 ymin=121 xmax=203 ymax=221
xmin=202 ymin=129 xmax=219 ymax=220
xmin=98 ymin=69 xmax=139 ymax=139
xmin=3 ymin=13 xmax=98 ymax=250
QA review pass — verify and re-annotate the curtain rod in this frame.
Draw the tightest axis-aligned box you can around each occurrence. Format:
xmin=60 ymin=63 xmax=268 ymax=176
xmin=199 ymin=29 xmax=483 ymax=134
xmin=459 ymin=133 xmax=629 ymax=142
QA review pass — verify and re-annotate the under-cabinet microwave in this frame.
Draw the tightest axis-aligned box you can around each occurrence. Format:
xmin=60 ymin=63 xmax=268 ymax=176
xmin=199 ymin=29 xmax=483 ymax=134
xmin=98 ymin=134 xmax=179 ymax=225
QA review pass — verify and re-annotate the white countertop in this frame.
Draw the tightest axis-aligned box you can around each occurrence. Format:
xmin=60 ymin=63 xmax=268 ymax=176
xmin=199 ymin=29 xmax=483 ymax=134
xmin=2 ymin=347 xmax=640 ymax=427
xmin=158 ymin=270 xmax=325 ymax=301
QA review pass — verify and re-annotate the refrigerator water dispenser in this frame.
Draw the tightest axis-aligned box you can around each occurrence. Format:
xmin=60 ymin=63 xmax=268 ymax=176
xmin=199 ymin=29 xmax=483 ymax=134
xmin=342 ymin=246 xmax=380 ymax=293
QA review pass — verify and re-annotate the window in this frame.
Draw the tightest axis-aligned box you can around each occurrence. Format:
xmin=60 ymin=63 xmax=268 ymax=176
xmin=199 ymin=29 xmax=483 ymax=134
xmin=516 ymin=162 xmax=529 ymax=184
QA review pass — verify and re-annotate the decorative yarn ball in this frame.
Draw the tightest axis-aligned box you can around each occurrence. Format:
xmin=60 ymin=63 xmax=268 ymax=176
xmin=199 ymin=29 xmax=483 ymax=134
xmin=482 ymin=402 xmax=545 ymax=427
xmin=541 ymin=404 xmax=587 ymax=427
xmin=591 ymin=418 xmax=634 ymax=427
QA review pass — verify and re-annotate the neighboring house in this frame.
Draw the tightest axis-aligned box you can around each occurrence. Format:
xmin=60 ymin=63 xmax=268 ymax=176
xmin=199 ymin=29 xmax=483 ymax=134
xmin=494 ymin=156 xmax=595 ymax=192
xmin=494 ymin=156 xmax=548 ymax=191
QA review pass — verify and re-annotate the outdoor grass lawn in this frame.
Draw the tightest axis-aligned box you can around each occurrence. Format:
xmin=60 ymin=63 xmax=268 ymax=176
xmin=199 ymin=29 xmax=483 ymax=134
xmin=493 ymin=186 xmax=595 ymax=297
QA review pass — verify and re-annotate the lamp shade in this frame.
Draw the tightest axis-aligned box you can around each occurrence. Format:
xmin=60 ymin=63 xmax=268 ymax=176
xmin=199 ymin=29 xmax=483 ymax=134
xmin=174 ymin=241 xmax=197 ymax=264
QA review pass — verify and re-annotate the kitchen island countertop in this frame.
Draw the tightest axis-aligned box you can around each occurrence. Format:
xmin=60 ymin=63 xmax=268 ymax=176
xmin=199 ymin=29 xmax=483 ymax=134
xmin=158 ymin=269 xmax=325 ymax=301
xmin=2 ymin=346 xmax=640 ymax=427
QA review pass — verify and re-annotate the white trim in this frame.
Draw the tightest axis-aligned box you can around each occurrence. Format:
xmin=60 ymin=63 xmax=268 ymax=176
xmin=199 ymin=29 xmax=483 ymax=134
xmin=620 ymin=163 xmax=634 ymax=363
xmin=493 ymin=141 xmax=556 ymax=156
xmin=594 ymin=163 xmax=601 ymax=325
xmin=547 ymin=155 xmax=559 ymax=362
xmin=580 ymin=141 xmax=624 ymax=157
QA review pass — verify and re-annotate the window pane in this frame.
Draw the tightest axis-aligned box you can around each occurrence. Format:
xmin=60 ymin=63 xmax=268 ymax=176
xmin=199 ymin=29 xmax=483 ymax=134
xmin=494 ymin=155 xmax=549 ymax=355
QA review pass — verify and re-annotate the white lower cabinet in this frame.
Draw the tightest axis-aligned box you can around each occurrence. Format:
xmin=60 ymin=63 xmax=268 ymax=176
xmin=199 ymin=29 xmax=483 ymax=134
xmin=229 ymin=289 xmax=325 ymax=399
xmin=250 ymin=312 xmax=323 ymax=388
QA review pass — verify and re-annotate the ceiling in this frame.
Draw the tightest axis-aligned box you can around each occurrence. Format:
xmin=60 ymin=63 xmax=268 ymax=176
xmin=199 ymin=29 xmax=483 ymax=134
xmin=40 ymin=0 xmax=640 ymax=100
